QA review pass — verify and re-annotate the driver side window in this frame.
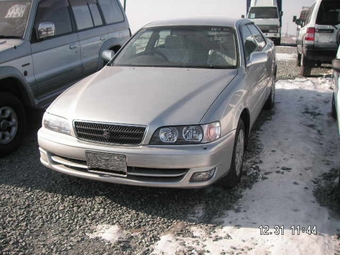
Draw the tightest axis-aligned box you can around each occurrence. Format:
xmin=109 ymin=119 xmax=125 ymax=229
xmin=33 ymin=0 xmax=72 ymax=41
xmin=241 ymin=25 xmax=257 ymax=62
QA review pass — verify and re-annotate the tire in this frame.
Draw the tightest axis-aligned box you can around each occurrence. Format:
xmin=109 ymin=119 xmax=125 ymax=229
xmin=297 ymin=52 xmax=301 ymax=67
xmin=221 ymin=119 xmax=246 ymax=189
xmin=332 ymin=93 xmax=337 ymax=119
xmin=0 ymin=92 xmax=26 ymax=157
xmin=274 ymin=38 xmax=281 ymax=46
xmin=264 ymin=71 xmax=276 ymax=110
xmin=300 ymin=55 xmax=312 ymax=77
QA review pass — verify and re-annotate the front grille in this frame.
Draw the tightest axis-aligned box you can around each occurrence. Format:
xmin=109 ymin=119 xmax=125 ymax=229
xmin=74 ymin=121 xmax=146 ymax=145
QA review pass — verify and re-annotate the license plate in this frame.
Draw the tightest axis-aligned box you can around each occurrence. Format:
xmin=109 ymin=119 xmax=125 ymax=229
xmin=86 ymin=151 xmax=127 ymax=174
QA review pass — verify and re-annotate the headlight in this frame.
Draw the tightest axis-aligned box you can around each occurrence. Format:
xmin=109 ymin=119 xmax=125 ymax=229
xmin=43 ymin=112 xmax=71 ymax=135
xmin=150 ymin=122 xmax=220 ymax=145
xmin=159 ymin=127 xmax=178 ymax=143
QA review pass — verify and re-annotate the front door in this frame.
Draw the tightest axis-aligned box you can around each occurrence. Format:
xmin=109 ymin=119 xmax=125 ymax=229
xmin=31 ymin=0 xmax=82 ymax=102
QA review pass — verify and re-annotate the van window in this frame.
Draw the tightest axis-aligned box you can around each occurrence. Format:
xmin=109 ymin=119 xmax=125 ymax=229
xmin=248 ymin=7 xmax=278 ymax=19
xmin=34 ymin=0 xmax=72 ymax=38
xmin=98 ymin=0 xmax=124 ymax=24
xmin=316 ymin=1 xmax=340 ymax=25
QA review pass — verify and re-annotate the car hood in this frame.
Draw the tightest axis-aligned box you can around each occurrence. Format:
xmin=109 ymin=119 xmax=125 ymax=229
xmin=0 ymin=39 xmax=26 ymax=64
xmin=49 ymin=66 xmax=237 ymax=126
xmin=0 ymin=39 xmax=23 ymax=51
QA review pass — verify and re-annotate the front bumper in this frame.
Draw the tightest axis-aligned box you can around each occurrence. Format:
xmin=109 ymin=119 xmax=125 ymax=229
xmin=262 ymin=32 xmax=280 ymax=39
xmin=38 ymin=128 xmax=236 ymax=188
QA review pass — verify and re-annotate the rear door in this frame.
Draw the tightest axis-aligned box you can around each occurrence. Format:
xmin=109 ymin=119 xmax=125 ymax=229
xmin=314 ymin=1 xmax=340 ymax=50
xmin=31 ymin=0 xmax=82 ymax=101
xmin=70 ymin=0 xmax=108 ymax=76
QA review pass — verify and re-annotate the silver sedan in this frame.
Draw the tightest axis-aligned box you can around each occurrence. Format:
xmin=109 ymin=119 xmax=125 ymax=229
xmin=38 ymin=17 xmax=276 ymax=188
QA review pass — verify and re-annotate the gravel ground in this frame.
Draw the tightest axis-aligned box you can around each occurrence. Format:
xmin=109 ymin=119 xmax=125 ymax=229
xmin=0 ymin=44 xmax=338 ymax=254
xmin=276 ymin=45 xmax=333 ymax=80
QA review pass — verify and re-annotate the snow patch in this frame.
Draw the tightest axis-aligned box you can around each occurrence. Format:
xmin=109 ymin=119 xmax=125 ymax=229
xmin=87 ymin=224 xmax=124 ymax=244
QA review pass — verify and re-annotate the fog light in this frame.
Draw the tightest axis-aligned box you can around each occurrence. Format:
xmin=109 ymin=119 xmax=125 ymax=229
xmin=40 ymin=150 xmax=47 ymax=163
xmin=190 ymin=168 xmax=216 ymax=182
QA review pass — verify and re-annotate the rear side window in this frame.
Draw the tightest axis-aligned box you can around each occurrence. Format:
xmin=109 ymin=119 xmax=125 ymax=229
xmin=70 ymin=0 xmax=103 ymax=31
xmin=305 ymin=4 xmax=315 ymax=24
xmin=316 ymin=1 xmax=340 ymax=25
xmin=98 ymin=0 xmax=124 ymax=24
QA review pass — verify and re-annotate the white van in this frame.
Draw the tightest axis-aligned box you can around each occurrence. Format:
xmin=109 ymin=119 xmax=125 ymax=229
xmin=247 ymin=0 xmax=283 ymax=45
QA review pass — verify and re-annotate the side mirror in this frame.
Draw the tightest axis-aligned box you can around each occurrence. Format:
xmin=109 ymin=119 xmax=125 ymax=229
xmin=37 ymin=22 xmax=55 ymax=39
xmin=247 ymin=52 xmax=268 ymax=67
xmin=102 ymin=50 xmax=115 ymax=62
xmin=280 ymin=11 xmax=283 ymax=17
xmin=293 ymin=16 xmax=297 ymax=22
xmin=332 ymin=58 xmax=340 ymax=73
xmin=295 ymin=18 xmax=303 ymax=26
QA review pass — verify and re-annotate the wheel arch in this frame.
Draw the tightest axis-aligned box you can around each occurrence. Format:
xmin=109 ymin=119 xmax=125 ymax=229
xmin=239 ymin=108 xmax=250 ymax=139
xmin=0 ymin=75 xmax=34 ymax=109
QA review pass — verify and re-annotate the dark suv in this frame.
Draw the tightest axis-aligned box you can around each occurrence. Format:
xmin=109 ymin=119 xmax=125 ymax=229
xmin=295 ymin=0 xmax=340 ymax=76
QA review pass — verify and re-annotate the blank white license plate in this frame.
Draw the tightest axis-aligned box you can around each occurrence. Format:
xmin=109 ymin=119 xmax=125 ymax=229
xmin=86 ymin=151 xmax=127 ymax=174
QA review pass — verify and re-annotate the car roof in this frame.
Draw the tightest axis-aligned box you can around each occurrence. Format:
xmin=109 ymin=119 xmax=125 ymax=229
xmin=143 ymin=17 xmax=249 ymax=29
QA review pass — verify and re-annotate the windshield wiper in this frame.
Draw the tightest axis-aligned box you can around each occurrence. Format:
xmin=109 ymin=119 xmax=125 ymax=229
xmin=0 ymin=35 xmax=22 ymax=39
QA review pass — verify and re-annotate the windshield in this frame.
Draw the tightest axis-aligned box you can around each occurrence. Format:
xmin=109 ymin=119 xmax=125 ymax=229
xmin=248 ymin=7 xmax=278 ymax=19
xmin=316 ymin=1 xmax=340 ymax=26
xmin=0 ymin=0 xmax=31 ymax=38
xmin=112 ymin=26 xmax=238 ymax=69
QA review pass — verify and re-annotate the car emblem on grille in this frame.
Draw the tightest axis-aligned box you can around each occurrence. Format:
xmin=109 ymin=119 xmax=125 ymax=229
xmin=103 ymin=129 xmax=111 ymax=140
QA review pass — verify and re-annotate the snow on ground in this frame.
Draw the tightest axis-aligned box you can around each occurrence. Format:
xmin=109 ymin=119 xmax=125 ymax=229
xmin=87 ymin=77 xmax=340 ymax=254
xmin=151 ymin=77 xmax=340 ymax=254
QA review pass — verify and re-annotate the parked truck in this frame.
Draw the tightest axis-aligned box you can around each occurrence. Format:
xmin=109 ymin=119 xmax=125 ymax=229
xmin=246 ymin=0 xmax=283 ymax=45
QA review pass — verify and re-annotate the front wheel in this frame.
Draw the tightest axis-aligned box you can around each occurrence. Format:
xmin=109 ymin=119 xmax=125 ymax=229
xmin=331 ymin=93 xmax=337 ymax=119
xmin=264 ymin=73 xmax=276 ymax=110
xmin=221 ymin=119 xmax=246 ymax=189
xmin=0 ymin=92 xmax=26 ymax=157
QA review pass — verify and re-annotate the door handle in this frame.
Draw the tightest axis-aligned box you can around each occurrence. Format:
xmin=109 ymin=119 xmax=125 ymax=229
xmin=69 ymin=43 xmax=78 ymax=49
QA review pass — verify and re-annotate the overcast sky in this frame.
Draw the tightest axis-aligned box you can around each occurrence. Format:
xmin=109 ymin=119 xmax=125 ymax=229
xmin=119 ymin=0 xmax=315 ymax=35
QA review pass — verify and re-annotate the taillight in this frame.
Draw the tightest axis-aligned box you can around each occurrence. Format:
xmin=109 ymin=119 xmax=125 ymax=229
xmin=305 ymin=27 xmax=315 ymax=41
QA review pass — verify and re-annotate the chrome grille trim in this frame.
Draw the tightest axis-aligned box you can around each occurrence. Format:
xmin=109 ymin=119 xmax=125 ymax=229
xmin=74 ymin=121 xmax=146 ymax=145
xmin=50 ymin=154 xmax=189 ymax=182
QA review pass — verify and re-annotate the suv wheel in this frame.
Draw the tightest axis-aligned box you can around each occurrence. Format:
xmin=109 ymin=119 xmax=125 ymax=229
xmin=274 ymin=38 xmax=281 ymax=46
xmin=297 ymin=52 xmax=301 ymax=67
xmin=264 ymin=69 xmax=276 ymax=109
xmin=301 ymin=55 xmax=312 ymax=77
xmin=0 ymin=92 xmax=26 ymax=157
